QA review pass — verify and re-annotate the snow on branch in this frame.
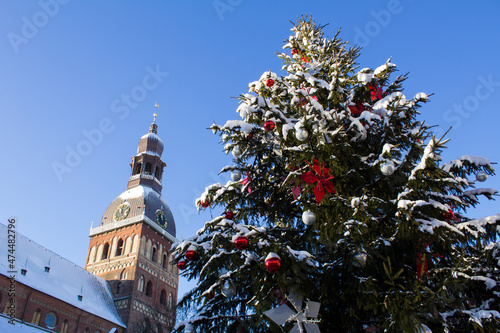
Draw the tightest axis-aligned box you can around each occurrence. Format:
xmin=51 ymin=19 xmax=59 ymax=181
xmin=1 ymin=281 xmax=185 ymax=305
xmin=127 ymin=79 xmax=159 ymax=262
xmin=456 ymin=213 xmax=500 ymax=238
xmin=442 ymin=155 xmax=494 ymax=173
xmin=409 ymin=137 xmax=437 ymax=180
xmin=415 ymin=218 xmax=464 ymax=236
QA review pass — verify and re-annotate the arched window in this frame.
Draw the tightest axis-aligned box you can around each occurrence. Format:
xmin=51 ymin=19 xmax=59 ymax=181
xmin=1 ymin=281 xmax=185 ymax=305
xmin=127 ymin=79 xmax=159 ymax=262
xmin=138 ymin=275 xmax=145 ymax=292
xmin=145 ymin=163 xmax=152 ymax=175
xmin=154 ymin=166 xmax=160 ymax=179
xmin=31 ymin=308 xmax=41 ymax=325
xmin=134 ymin=163 xmax=142 ymax=175
xmin=120 ymin=269 xmax=128 ymax=280
xmin=162 ymin=253 xmax=168 ymax=269
xmin=168 ymin=293 xmax=173 ymax=308
xmin=151 ymin=247 xmax=157 ymax=263
xmin=145 ymin=281 xmax=153 ymax=297
xmin=87 ymin=246 xmax=97 ymax=264
xmin=116 ymin=282 xmax=121 ymax=294
xmin=159 ymin=289 xmax=166 ymax=305
xmin=101 ymin=242 xmax=110 ymax=260
xmin=61 ymin=319 xmax=69 ymax=333
xmin=115 ymin=238 xmax=124 ymax=257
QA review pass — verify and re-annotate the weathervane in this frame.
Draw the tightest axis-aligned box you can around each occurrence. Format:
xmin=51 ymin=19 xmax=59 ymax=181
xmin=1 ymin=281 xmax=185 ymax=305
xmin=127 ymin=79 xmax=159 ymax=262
xmin=153 ymin=102 xmax=159 ymax=123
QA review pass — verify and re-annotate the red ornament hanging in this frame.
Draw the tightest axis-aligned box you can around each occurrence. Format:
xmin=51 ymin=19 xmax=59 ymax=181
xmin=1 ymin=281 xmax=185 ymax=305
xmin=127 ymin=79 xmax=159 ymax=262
xmin=263 ymin=120 xmax=276 ymax=131
xmin=266 ymin=79 xmax=275 ymax=87
xmin=224 ymin=211 xmax=234 ymax=220
xmin=177 ymin=260 xmax=187 ymax=270
xmin=200 ymin=200 xmax=209 ymax=208
xmin=265 ymin=253 xmax=281 ymax=273
xmin=291 ymin=49 xmax=298 ymax=55
xmin=185 ymin=245 xmax=197 ymax=261
xmin=234 ymin=236 xmax=249 ymax=250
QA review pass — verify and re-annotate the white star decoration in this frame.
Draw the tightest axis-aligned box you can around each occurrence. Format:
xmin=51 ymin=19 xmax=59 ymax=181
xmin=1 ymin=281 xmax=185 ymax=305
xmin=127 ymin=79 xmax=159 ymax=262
xmin=264 ymin=292 xmax=321 ymax=333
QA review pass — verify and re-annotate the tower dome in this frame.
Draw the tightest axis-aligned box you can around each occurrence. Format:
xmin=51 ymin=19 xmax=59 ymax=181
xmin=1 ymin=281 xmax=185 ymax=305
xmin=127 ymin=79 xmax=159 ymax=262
xmin=137 ymin=122 xmax=164 ymax=157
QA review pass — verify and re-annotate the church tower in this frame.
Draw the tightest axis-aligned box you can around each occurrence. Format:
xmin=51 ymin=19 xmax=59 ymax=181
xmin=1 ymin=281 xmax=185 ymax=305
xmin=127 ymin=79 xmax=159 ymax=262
xmin=85 ymin=118 xmax=179 ymax=333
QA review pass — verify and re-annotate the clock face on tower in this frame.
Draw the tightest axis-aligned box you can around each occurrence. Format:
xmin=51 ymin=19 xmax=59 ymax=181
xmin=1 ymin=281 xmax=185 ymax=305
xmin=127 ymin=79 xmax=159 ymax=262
xmin=156 ymin=209 xmax=167 ymax=228
xmin=114 ymin=203 xmax=130 ymax=221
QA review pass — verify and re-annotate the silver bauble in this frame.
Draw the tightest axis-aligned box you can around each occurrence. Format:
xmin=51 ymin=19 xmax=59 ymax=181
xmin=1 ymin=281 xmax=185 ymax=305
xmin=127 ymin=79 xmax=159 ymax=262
xmin=353 ymin=251 xmax=367 ymax=267
xmin=221 ymin=280 xmax=236 ymax=298
xmin=476 ymin=171 xmax=488 ymax=182
xmin=231 ymin=170 xmax=242 ymax=181
xmin=295 ymin=128 xmax=309 ymax=141
xmin=380 ymin=161 xmax=395 ymax=176
xmin=231 ymin=146 xmax=242 ymax=158
xmin=302 ymin=210 xmax=317 ymax=226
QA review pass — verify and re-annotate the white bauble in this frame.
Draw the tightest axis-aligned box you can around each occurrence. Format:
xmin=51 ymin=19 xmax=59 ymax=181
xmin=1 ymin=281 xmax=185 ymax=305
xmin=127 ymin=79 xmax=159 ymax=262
xmin=476 ymin=171 xmax=488 ymax=182
xmin=302 ymin=210 xmax=317 ymax=226
xmin=232 ymin=146 xmax=242 ymax=158
xmin=295 ymin=128 xmax=309 ymax=141
xmin=231 ymin=170 xmax=242 ymax=181
xmin=380 ymin=161 xmax=395 ymax=176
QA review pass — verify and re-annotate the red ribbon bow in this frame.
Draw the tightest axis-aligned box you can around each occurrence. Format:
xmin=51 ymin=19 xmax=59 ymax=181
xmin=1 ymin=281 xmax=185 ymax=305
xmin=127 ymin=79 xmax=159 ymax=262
xmin=368 ymin=83 xmax=384 ymax=101
xmin=241 ymin=172 xmax=252 ymax=194
xmin=348 ymin=101 xmax=365 ymax=117
xmin=300 ymin=159 xmax=335 ymax=203
xmin=417 ymin=239 xmax=443 ymax=281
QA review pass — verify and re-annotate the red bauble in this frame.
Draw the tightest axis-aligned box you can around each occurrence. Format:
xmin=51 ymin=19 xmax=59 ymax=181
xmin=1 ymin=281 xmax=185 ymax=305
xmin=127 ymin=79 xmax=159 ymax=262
xmin=263 ymin=120 xmax=275 ymax=131
xmin=266 ymin=79 xmax=275 ymax=87
xmin=234 ymin=236 xmax=249 ymax=250
xmin=177 ymin=260 xmax=187 ymax=270
xmin=291 ymin=49 xmax=298 ymax=55
xmin=185 ymin=250 xmax=197 ymax=261
xmin=200 ymin=201 xmax=209 ymax=208
xmin=265 ymin=253 xmax=281 ymax=273
xmin=224 ymin=211 xmax=234 ymax=220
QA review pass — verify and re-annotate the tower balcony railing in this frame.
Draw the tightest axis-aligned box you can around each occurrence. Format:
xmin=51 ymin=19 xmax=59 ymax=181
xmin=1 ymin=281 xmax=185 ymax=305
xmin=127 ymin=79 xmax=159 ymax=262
xmin=128 ymin=173 xmax=162 ymax=185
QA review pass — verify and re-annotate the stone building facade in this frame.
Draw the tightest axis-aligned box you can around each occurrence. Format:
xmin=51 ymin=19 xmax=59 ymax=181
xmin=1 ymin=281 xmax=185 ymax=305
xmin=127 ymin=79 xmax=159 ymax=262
xmin=0 ymin=120 xmax=179 ymax=333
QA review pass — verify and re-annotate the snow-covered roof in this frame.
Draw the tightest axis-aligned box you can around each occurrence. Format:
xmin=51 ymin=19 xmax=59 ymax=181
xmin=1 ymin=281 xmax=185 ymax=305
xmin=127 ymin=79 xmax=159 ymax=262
xmin=0 ymin=224 xmax=125 ymax=328
xmin=0 ymin=316 xmax=54 ymax=332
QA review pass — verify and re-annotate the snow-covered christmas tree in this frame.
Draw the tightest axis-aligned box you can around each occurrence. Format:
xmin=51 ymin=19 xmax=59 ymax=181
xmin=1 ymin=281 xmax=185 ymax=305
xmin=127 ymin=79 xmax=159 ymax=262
xmin=173 ymin=17 xmax=500 ymax=333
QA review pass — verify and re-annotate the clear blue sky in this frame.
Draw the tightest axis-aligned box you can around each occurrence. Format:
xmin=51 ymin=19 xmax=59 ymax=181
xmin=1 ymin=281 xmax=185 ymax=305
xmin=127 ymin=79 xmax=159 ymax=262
xmin=1 ymin=0 xmax=499 ymax=304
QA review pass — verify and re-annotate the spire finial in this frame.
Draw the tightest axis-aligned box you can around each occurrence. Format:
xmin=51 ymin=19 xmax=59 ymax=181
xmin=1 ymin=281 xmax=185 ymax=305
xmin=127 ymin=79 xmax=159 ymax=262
xmin=149 ymin=102 xmax=159 ymax=134
xmin=153 ymin=102 xmax=159 ymax=123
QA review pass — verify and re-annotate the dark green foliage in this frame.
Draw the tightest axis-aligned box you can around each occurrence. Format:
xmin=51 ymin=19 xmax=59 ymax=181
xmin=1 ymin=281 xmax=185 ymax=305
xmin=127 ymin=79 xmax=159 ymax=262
xmin=173 ymin=17 xmax=500 ymax=333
